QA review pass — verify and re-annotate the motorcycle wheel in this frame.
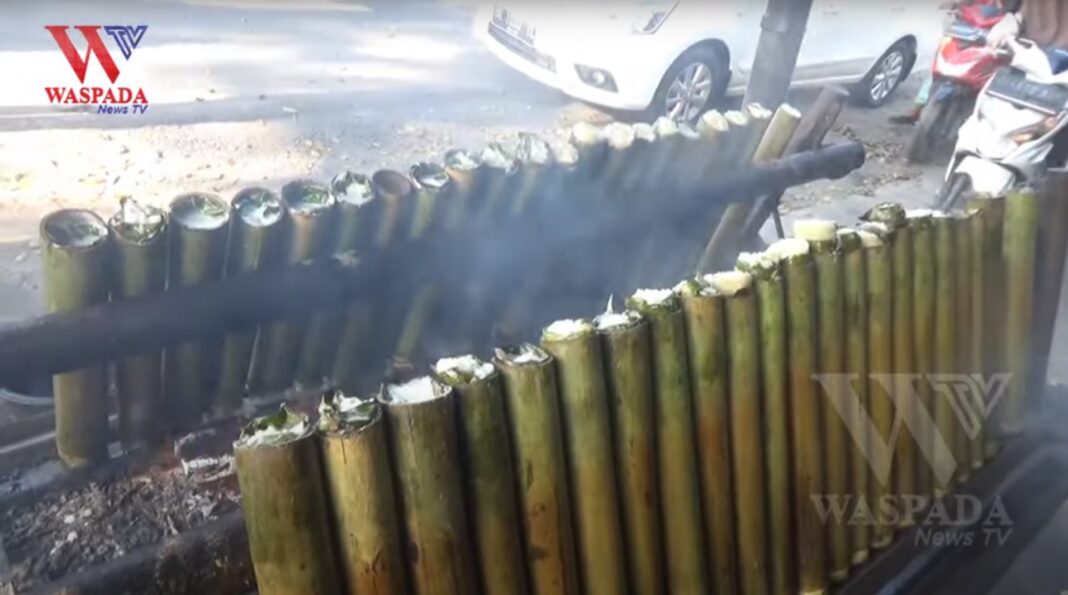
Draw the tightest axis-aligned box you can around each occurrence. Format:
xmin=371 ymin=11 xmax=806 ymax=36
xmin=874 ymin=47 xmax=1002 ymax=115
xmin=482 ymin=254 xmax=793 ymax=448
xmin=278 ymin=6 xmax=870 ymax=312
xmin=907 ymin=87 xmax=971 ymax=165
xmin=936 ymin=172 xmax=973 ymax=211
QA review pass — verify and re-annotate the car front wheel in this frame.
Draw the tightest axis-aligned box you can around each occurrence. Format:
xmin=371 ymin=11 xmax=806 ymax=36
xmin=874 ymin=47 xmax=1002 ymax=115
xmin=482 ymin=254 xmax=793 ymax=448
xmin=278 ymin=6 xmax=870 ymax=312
xmin=650 ymin=45 xmax=728 ymax=124
xmin=855 ymin=41 xmax=915 ymax=108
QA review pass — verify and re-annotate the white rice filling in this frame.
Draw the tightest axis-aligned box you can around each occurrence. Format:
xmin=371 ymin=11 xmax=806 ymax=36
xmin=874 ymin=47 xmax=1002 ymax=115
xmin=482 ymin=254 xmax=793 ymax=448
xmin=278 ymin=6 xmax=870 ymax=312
xmin=235 ymin=194 xmax=283 ymax=226
xmin=434 ymin=355 xmax=495 ymax=382
xmin=709 ymin=270 xmax=753 ymax=295
xmin=793 ymin=219 xmax=838 ymax=242
xmin=543 ymin=318 xmax=594 ymax=340
xmin=552 ymin=142 xmax=579 ymax=166
xmin=318 ymin=391 xmax=376 ymax=426
xmin=572 ymin=121 xmax=602 ymax=145
xmin=172 ymin=195 xmax=229 ymax=230
xmin=631 ymin=287 xmax=675 ymax=306
xmin=446 ymin=149 xmax=480 ymax=170
xmin=595 ymin=294 xmax=642 ymax=330
xmin=516 ymin=133 xmax=552 ymax=165
xmin=602 ymin=122 xmax=635 ymax=150
xmin=725 ymin=110 xmax=749 ymax=127
xmin=745 ymin=103 xmax=773 ymax=120
xmin=737 ymin=251 xmax=776 ymax=271
xmin=653 ymin=116 xmax=679 ymax=138
xmin=699 ymin=110 xmax=729 ymax=135
xmin=907 ymin=208 xmax=938 ymax=219
xmin=860 ymin=221 xmax=891 ymax=236
xmin=480 ymin=144 xmax=516 ymax=170
xmin=385 ymin=376 xmax=449 ymax=405
xmin=856 ymin=229 xmax=884 ymax=247
xmin=767 ymin=238 xmax=811 ymax=261
xmin=497 ymin=344 xmax=551 ymax=365
xmin=632 ymin=123 xmax=656 ymax=142
xmin=237 ymin=410 xmax=309 ymax=448
xmin=113 ymin=198 xmax=166 ymax=240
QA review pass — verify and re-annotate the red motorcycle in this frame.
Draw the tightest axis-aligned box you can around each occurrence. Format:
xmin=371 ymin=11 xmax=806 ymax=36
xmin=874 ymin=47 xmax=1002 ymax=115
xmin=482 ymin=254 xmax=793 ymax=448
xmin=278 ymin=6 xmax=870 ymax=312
xmin=907 ymin=2 xmax=1009 ymax=163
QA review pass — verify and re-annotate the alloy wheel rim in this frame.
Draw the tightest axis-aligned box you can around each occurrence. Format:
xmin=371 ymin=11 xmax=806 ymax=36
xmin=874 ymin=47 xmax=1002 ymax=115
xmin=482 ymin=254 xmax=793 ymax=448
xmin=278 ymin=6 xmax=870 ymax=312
xmin=665 ymin=62 xmax=713 ymax=122
xmin=870 ymin=50 xmax=905 ymax=103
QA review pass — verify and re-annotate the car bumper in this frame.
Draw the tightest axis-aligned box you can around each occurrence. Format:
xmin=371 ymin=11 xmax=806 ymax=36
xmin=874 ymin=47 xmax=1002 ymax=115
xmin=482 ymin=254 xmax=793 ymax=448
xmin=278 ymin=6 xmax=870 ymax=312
xmin=474 ymin=18 xmax=659 ymax=111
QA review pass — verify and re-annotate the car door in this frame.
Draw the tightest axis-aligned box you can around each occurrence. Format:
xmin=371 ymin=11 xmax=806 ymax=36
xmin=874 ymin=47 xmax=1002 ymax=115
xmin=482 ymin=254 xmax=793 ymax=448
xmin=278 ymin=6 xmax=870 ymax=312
xmin=796 ymin=0 xmax=911 ymax=83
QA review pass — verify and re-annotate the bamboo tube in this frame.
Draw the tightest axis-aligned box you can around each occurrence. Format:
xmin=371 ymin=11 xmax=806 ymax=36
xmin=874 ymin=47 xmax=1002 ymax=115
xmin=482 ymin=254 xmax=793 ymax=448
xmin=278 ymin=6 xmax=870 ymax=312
xmin=318 ymin=392 xmax=409 ymax=595
xmin=214 ymin=189 xmax=285 ymax=415
xmin=907 ymin=211 xmax=936 ymax=498
xmin=477 ymin=143 xmax=520 ymax=222
xmin=626 ymin=290 xmax=710 ymax=595
xmin=837 ymin=229 xmax=870 ymax=566
xmin=696 ymin=110 xmax=730 ymax=177
xmin=234 ymin=406 xmax=341 ymax=595
xmin=1001 ymin=188 xmax=1040 ymax=435
xmin=108 ymin=199 xmax=167 ymax=449
xmin=513 ymin=132 xmax=554 ymax=214
xmin=42 ymin=209 xmax=111 ymax=468
xmin=433 ymin=356 xmax=529 ymax=595
xmin=707 ymin=271 xmax=769 ymax=595
xmin=540 ymin=320 xmax=627 ymax=595
xmin=676 ymin=280 xmax=739 ymax=595
xmin=767 ymin=238 xmax=827 ymax=592
xmin=331 ymin=172 xmax=377 ymax=395
xmin=968 ymin=209 xmax=988 ymax=472
xmin=442 ymin=149 xmax=481 ymax=229
xmin=251 ymin=181 xmax=334 ymax=391
xmin=594 ymin=308 xmax=664 ymax=595
xmin=953 ymin=213 xmax=974 ymax=484
xmin=968 ymin=196 xmax=1007 ymax=462
xmin=864 ymin=203 xmax=917 ymax=525
xmin=754 ymin=104 xmax=804 ymax=163
xmin=599 ymin=122 xmax=638 ymax=200
xmin=548 ymin=141 xmax=581 ymax=205
xmin=932 ymin=214 xmax=958 ymax=498
xmin=733 ymin=103 xmax=774 ymax=167
xmin=793 ymin=219 xmax=850 ymax=580
xmin=571 ymin=121 xmax=608 ymax=191
xmin=494 ymin=345 xmax=580 ymax=595
xmin=166 ymin=193 xmax=230 ymax=432
xmin=379 ymin=377 xmax=479 ymax=595
xmin=857 ymin=223 xmax=895 ymax=548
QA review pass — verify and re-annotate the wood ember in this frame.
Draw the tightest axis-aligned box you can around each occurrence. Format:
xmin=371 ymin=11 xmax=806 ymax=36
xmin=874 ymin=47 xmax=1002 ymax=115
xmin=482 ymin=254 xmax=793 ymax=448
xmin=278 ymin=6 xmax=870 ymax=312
xmin=0 ymin=465 xmax=238 ymax=592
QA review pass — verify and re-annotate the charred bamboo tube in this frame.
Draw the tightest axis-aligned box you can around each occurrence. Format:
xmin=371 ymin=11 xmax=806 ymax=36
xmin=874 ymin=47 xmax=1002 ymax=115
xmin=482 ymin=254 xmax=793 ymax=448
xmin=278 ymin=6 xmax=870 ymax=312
xmin=330 ymin=173 xmax=377 ymax=394
xmin=252 ymin=181 xmax=334 ymax=391
xmin=953 ymin=213 xmax=974 ymax=484
xmin=394 ymin=164 xmax=452 ymax=363
xmin=166 ymin=193 xmax=230 ymax=431
xmin=768 ymin=238 xmax=827 ymax=592
xmin=932 ymin=214 xmax=958 ymax=498
xmin=42 ymin=209 xmax=111 ymax=468
xmin=513 ymin=133 xmax=554 ymax=214
xmin=379 ymin=377 xmax=479 ymax=595
xmin=708 ymin=271 xmax=769 ymax=595
xmin=477 ymin=143 xmax=520 ymax=222
xmin=838 ymin=228 xmax=870 ymax=566
xmin=968 ymin=209 xmax=988 ymax=472
xmin=108 ymin=199 xmax=167 ymax=449
xmin=968 ymin=196 xmax=1007 ymax=461
xmin=541 ymin=320 xmax=627 ymax=595
xmin=626 ymin=290 xmax=710 ymax=595
xmin=908 ymin=211 xmax=936 ymax=498
xmin=858 ymin=223 xmax=895 ymax=548
xmin=864 ymin=203 xmax=918 ymax=525
xmin=794 ymin=219 xmax=850 ymax=580
xmin=494 ymin=345 xmax=580 ymax=595
xmin=594 ymin=308 xmax=664 ymax=595
xmin=214 ymin=189 xmax=284 ymax=415
xmin=234 ymin=406 xmax=341 ymax=595
xmin=433 ymin=356 xmax=529 ymax=595
xmin=1001 ymin=188 xmax=1040 ymax=435
xmin=318 ymin=392 xmax=409 ymax=595
xmin=442 ymin=149 xmax=481 ymax=229
xmin=676 ymin=280 xmax=739 ymax=595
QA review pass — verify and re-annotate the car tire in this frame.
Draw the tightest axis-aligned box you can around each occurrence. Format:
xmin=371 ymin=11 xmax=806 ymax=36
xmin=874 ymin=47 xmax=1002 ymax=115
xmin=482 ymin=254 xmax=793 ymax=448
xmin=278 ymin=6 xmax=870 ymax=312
xmin=648 ymin=45 xmax=729 ymax=124
xmin=854 ymin=40 xmax=915 ymax=108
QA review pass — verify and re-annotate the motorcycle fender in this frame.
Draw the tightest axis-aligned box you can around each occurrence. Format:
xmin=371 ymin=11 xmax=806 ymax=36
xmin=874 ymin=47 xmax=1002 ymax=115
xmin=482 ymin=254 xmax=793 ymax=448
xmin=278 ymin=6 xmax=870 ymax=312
xmin=953 ymin=156 xmax=1016 ymax=195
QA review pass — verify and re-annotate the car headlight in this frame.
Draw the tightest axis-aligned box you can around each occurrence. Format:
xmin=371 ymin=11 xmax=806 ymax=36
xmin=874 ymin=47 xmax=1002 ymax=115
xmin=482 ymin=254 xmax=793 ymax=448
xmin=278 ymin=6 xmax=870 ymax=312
xmin=630 ymin=0 xmax=678 ymax=34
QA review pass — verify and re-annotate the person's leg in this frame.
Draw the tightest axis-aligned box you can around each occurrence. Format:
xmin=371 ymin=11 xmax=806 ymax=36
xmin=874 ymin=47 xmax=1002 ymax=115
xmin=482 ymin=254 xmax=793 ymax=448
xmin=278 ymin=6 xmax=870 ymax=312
xmin=890 ymin=76 xmax=933 ymax=124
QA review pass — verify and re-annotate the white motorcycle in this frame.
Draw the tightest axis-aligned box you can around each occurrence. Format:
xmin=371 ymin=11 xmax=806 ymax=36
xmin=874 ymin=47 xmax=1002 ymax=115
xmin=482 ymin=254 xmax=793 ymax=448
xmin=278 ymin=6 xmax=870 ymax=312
xmin=937 ymin=37 xmax=1068 ymax=210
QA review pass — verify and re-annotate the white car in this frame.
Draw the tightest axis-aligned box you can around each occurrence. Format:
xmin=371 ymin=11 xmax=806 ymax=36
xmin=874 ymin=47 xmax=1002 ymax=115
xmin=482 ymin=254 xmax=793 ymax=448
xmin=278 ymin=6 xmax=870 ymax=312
xmin=475 ymin=1 xmax=943 ymax=122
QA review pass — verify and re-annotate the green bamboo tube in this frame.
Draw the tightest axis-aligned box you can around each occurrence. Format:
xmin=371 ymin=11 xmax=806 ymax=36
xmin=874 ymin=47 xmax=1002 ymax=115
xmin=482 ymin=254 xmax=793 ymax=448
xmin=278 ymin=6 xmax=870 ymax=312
xmin=494 ymin=345 xmax=580 ymax=595
xmin=1001 ymin=188 xmax=1040 ymax=435
xmin=599 ymin=122 xmax=638 ymax=199
xmin=858 ymin=223 xmax=895 ymax=548
xmin=768 ymin=238 xmax=827 ymax=592
xmin=626 ymin=290 xmax=710 ymax=595
xmin=166 ymin=193 xmax=230 ymax=432
xmin=793 ymin=219 xmax=850 ymax=580
xmin=379 ymin=377 xmax=479 ymax=595
xmin=108 ymin=199 xmax=167 ymax=449
xmin=513 ymin=132 xmax=554 ymax=214
xmin=371 ymin=169 xmax=414 ymax=249
xmin=234 ymin=406 xmax=341 ymax=595
xmin=541 ymin=320 xmax=627 ymax=595
xmin=570 ymin=121 xmax=607 ymax=187
xmin=331 ymin=172 xmax=376 ymax=394
xmin=676 ymin=280 xmax=739 ymax=595
xmin=594 ymin=309 xmax=664 ymax=595
xmin=696 ymin=110 xmax=730 ymax=174
xmin=251 ymin=180 xmax=334 ymax=391
xmin=932 ymin=214 xmax=958 ymax=498
xmin=733 ymin=103 xmax=774 ymax=167
xmin=907 ymin=212 xmax=937 ymax=498
xmin=645 ymin=117 xmax=688 ymax=184
xmin=953 ymin=213 xmax=974 ymax=484
xmin=719 ymin=110 xmax=751 ymax=169
xmin=968 ymin=209 xmax=988 ymax=472
xmin=477 ymin=143 xmax=520 ymax=222
xmin=42 ymin=209 xmax=111 ymax=468
xmin=434 ymin=356 xmax=529 ymax=595
xmin=214 ymin=189 xmax=285 ymax=415
xmin=707 ymin=271 xmax=769 ymax=595
xmin=318 ymin=392 xmax=408 ymax=595
xmin=838 ymin=229 xmax=870 ymax=566
xmin=442 ymin=149 xmax=481 ymax=230
xmin=863 ymin=204 xmax=918 ymax=526
xmin=968 ymin=196 xmax=1007 ymax=462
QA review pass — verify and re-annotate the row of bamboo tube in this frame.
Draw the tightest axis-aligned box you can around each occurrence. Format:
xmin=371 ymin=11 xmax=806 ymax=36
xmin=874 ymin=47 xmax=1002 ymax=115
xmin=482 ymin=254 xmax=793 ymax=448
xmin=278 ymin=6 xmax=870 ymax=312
xmin=39 ymin=105 xmax=800 ymax=469
xmin=233 ymin=190 xmax=1044 ymax=595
